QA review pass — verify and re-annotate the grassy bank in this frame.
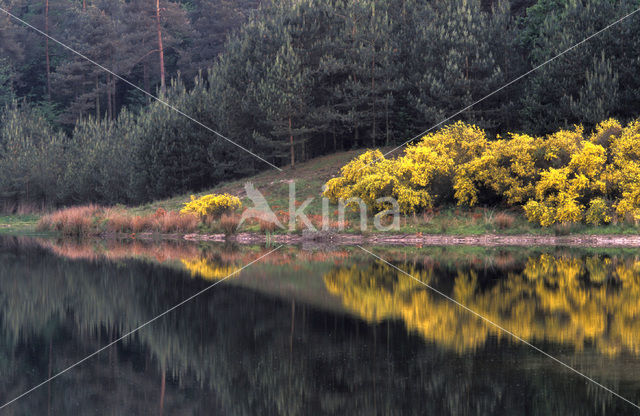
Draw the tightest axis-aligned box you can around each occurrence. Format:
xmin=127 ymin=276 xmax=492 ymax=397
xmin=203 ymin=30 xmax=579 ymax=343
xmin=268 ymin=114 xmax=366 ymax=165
xmin=5 ymin=149 xmax=640 ymax=238
xmin=0 ymin=215 xmax=40 ymax=235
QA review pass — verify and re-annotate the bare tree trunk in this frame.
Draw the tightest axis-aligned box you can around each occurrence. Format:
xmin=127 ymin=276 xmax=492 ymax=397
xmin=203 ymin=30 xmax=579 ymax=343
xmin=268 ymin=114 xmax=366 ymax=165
xmin=156 ymin=0 xmax=166 ymax=94
xmin=111 ymin=75 xmax=116 ymax=118
xmin=143 ymin=61 xmax=150 ymax=98
xmin=289 ymin=116 xmax=295 ymax=169
xmin=332 ymin=126 xmax=337 ymax=152
xmin=385 ymin=93 xmax=390 ymax=146
xmin=107 ymin=74 xmax=112 ymax=119
xmin=45 ymin=0 xmax=51 ymax=100
xmin=82 ymin=0 xmax=86 ymax=11
xmin=353 ymin=73 xmax=359 ymax=147
xmin=95 ymin=77 xmax=100 ymax=118
xmin=371 ymin=48 xmax=376 ymax=147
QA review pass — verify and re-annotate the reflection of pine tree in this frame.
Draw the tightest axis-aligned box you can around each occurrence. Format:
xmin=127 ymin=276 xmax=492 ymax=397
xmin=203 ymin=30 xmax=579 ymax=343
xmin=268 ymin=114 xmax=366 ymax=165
xmin=0 ymin=239 xmax=636 ymax=414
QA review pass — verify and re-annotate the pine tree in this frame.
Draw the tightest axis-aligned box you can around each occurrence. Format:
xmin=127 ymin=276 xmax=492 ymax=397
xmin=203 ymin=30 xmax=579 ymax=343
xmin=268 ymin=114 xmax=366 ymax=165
xmin=406 ymin=0 xmax=514 ymax=133
xmin=185 ymin=0 xmax=262 ymax=75
xmin=568 ymin=52 xmax=619 ymax=128
xmin=519 ymin=0 xmax=639 ymax=133
xmin=0 ymin=58 xmax=15 ymax=108
xmin=0 ymin=102 xmax=66 ymax=205
xmin=253 ymin=36 xmax=313 ymax=168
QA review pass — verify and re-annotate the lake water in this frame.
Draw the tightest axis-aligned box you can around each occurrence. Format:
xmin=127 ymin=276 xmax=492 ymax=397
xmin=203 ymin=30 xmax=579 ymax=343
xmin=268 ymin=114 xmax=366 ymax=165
xmin=0 ymin=236 xmax=639 ymax=415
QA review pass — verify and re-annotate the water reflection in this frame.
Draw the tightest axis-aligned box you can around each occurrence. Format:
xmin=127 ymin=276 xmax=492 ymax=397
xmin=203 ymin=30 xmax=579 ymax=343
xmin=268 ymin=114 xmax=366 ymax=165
xmin=0 ymin=237 xmax=639 ymax=414
xmin=325 ymin=253 xmax=640 ymax=356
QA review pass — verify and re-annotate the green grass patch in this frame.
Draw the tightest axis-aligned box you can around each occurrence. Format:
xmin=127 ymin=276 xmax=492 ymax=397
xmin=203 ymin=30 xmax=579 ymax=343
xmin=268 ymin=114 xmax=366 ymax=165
xmin=0 ymin=214 xmax=40 ymax=235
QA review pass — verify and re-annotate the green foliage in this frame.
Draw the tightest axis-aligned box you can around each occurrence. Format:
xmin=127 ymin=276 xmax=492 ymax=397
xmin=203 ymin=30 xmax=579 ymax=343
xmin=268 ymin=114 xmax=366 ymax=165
xmin=326 ymin=119 xmax=640 ymax=227
xmin=519 ymin=0 xmax=640 ymax=133
xmin=0 ymin=58 xmax=15 ymax=108
xmin=2 ymin=0 xmax=640 ymax=209
xmin=0 ymin=102 xmax=66 ymax=206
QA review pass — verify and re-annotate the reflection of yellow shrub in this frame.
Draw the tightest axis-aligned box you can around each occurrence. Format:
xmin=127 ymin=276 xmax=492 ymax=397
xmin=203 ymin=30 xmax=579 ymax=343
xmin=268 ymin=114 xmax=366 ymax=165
xmin=325 ymin=255 xmax=640 ymax=356
xmin=180 ymin=193 xmax=242 ymax=219
xmin=325 ymin=118 xmax=640 ymax=226
xmin=181 ymin=258 xmax=241 ymax=281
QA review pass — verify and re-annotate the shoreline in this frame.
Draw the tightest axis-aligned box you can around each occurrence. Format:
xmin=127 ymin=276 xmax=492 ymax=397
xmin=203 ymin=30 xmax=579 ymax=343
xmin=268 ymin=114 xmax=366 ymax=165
xmin=120 ymin=231 xmax=640 ymax=247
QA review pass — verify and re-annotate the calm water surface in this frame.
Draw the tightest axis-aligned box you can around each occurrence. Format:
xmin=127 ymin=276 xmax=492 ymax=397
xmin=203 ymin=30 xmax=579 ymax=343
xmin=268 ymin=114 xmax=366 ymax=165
xmin=0 ymin=236 xmax=639 ymax=415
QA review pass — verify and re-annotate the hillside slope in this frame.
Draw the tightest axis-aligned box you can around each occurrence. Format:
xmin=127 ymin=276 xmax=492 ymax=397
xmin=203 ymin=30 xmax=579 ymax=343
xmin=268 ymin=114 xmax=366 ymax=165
xmin=130 ymin=149 xmax=373 ymax=216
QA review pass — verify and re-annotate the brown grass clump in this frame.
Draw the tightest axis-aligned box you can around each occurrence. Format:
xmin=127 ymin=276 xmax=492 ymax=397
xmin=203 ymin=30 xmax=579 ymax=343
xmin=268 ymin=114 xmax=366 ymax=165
xmin=130 ymin=215 xmax=156 ymax=233
xmin=103 ymin=209 xmax=132 ymax=233
xmin=37 ymin=205 xmax=101 ymax=236
xmin=156 ymin=211 xmax=199 ymax=233
xmin=494 ymin=212 xmax=515 ymax=230
xmin=39 ymin=205 xmax=201 ymax=236
xmin=104 ymin=209 xmax=199 ymax=234
xmin=219 ymin=213 xmax=241 ymax=235
xmin=258 ymin=218 xmax=278 ymax=233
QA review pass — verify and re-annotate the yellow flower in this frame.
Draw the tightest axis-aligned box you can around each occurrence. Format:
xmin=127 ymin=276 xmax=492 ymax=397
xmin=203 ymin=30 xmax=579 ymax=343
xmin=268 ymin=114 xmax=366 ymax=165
xmin=324 ymin=118 xmax=638 ymax=226
xmin=180 ymin=193 xmax=242 ymax=218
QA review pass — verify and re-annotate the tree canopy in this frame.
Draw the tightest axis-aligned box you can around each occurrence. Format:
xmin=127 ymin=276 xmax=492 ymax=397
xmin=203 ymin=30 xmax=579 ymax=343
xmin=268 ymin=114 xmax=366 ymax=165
xmin=0 ymin=0 xmax=639 ymax=208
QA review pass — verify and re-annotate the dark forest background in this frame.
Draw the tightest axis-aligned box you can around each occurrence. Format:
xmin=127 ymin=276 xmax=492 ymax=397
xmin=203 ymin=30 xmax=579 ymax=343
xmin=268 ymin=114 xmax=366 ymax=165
xmin=0 ymin=0 xmax=639 ymax=208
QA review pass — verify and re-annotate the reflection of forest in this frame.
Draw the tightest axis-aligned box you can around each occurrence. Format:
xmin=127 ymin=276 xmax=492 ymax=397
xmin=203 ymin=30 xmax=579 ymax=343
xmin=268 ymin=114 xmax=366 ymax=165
xmin=325 ymin=254 xmax=640 ymax=356
xmin=1 ymin=237 xmax=639 ymax=414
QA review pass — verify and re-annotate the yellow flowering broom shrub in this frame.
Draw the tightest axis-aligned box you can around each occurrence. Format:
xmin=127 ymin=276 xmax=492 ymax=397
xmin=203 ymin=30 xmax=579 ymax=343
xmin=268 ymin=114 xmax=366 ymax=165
xmin=180 ymin=193 xmax=242 ymax=219
xmin=325 ymin=119 xmax=640 ymax=226
xmin=585 ymin=198 xmax=611 ymax=225
xmin=400 ymin=121 xmax=488 ymax=210
xmin=607 ymin=121 xmax=640 ymax=221
xmin=454 ymin=133 xmax=543 ymax=206
xmin=324 ymin=149 xmax=411 ymax=211
xmin=523 ymin=140 xmax=609 ymax=226
xmin=325 ymin=122 xmax=488 ymax=213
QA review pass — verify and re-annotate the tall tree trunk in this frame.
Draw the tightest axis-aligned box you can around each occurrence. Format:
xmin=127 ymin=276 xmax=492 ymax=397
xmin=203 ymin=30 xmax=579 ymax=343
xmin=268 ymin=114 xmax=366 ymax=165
xmin=332 ymin=126 xmax=337 ymax=152
xmin=371 ymin=48 xmax=376 ymax=147
xmin=44 ymin=0 xmax=51 ymax=100
xmin=156 ymin=0 xmax=166 ymax=94
xmin=111 ymin=75 xmax=117 ymax=118
xmin=385 ymin=93 xmax=390 ymax=146
xmin=354 ymin=124 xmax=359 ymax=148
xmin=143 ymin=61 xmax=150 ymax=99
xmin=289 ymin=116 xmax=295 ymax=169
xmin=95 ymin=77 xmax=100 ymax=118
xmin=82 ymin=0 xmax=86 ymax=11
xmin=107 ymin=75 xmax=112 ymax=119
